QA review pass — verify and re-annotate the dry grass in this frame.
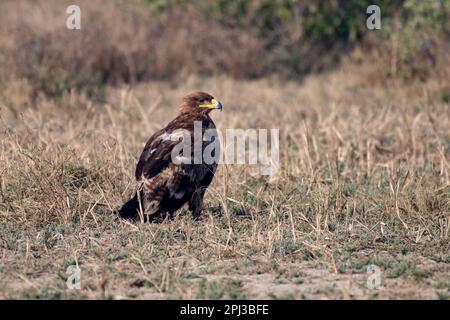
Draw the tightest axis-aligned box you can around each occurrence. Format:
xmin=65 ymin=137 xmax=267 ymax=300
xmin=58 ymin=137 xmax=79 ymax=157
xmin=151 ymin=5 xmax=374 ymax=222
xmin=0 ymin=62 xmax=449 ymax=299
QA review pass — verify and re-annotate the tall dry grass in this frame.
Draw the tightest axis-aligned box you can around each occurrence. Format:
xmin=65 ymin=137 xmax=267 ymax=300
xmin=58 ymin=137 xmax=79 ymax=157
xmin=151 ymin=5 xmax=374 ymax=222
xmin=1 ymin=58 xmax=449 ymax=229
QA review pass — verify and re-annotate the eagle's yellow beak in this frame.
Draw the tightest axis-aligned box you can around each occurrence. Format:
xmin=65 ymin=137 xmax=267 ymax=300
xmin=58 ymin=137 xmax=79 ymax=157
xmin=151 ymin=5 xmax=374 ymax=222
xmin=199 ymin=99 xmax=223 ymax=111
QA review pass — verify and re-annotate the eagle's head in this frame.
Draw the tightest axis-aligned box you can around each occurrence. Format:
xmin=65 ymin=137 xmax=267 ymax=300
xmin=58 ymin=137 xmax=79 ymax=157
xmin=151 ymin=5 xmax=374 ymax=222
xmin=180 ymin=91 xmax=223 ymax=114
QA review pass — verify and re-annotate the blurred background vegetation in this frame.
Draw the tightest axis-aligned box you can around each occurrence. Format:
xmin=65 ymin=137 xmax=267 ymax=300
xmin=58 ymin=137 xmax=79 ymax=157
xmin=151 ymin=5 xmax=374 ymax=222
xmin=0 ymin=0 xmax=448 ymax=97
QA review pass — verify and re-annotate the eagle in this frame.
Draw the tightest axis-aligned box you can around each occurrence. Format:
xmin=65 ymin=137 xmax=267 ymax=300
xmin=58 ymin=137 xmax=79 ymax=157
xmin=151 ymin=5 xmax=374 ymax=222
xmin=119 ymin=91 xmax=223 ymax=222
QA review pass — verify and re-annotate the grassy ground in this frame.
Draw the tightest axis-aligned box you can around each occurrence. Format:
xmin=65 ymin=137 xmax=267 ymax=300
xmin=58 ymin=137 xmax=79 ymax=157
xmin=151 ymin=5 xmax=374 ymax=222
xmin=0 ymin=65 xmax=449 ymax=299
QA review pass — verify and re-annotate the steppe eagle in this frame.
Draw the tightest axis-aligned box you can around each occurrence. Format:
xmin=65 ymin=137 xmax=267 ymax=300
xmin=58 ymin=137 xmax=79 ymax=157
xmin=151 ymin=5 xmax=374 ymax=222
xmin=119 ymin=91 xmax=223 ymax=221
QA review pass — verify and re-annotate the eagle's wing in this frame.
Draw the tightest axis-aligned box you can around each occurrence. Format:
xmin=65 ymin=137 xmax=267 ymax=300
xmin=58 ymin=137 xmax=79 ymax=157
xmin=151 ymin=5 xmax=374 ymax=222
xmin=135 ymin=127 xmax=185 ymax=180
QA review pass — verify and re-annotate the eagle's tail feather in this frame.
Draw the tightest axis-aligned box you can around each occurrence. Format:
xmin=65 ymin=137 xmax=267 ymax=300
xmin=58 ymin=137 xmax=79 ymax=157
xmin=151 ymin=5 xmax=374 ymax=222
xmin=118 ymin=193 xmax=141 ymax=219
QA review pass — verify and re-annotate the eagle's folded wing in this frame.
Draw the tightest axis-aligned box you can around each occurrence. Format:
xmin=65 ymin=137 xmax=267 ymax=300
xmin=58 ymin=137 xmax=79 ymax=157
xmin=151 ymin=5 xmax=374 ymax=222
xmin=135 ymin=128 xmax=187 ymax=180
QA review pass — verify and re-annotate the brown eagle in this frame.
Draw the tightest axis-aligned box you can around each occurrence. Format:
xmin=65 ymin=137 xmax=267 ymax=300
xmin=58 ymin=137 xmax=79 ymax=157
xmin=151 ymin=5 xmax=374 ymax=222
xmin=119 ymin=91 xmax=223 ymax=221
